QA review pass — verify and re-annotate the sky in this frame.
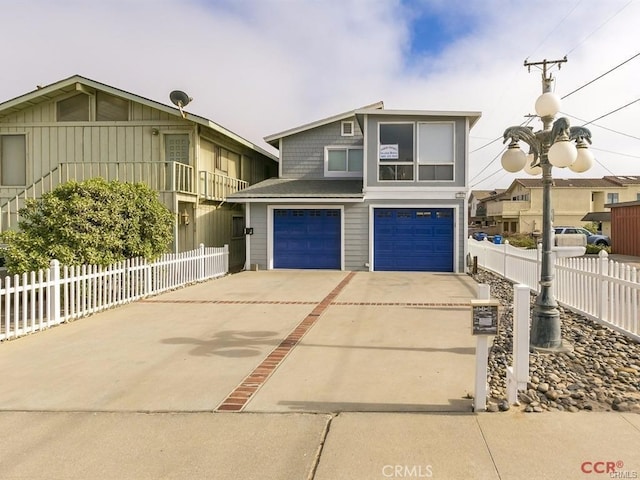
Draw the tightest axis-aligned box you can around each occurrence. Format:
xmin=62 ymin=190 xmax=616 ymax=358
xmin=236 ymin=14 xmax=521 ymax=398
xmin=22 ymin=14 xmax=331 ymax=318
xmin=1 ymin=0 xmax=639 ymax=190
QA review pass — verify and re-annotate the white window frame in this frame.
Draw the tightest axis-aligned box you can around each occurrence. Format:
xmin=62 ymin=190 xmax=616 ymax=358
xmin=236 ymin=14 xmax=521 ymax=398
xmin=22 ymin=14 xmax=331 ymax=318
xmin=341 ymin=121 xmax=354 ymax=136
xmin=417 ymin=121 xmax=455 ymax=182
xmin=377 ymin=122 xmax=415 ymax=182
xmin=324 ymin=146 xmax=363 ymax=177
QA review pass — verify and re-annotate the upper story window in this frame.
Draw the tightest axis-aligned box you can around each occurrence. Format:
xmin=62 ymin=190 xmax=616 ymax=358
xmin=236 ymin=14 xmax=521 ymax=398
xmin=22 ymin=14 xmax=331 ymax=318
xmin=0 ymin=134 xmax=26 ymax=186
xmin=57 ymin=92 xmax=129 ymax=122
xmin=341 ymin=121 xmax=354 ymax=136
xmin=417 ymin=122 xmax=454 ymax=181
xmin=57 ymin=94 xmax=89 ymax=121
xmin=378 ymin=123 xmax=414 ymax=181
xmin=96 ymin=92 xmax=129 ymax=121
xmin=607 ymin=192 xmax=619 ymax=204
xmin=325 ymin=146 xmax=363 ymax=177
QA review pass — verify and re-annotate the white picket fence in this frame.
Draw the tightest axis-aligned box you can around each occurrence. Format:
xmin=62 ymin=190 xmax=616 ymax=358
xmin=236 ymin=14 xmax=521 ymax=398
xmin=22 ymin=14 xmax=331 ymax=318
xmin=469 ymin=238 xmax=640 ymax=342
xmin=0 ymin=244 xmax=229 ymax=342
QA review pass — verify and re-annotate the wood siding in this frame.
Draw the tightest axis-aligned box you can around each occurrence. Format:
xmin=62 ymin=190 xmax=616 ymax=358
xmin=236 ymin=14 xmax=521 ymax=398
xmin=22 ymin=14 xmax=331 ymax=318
xmin=610 ymin=204 xmax=640 ymax=256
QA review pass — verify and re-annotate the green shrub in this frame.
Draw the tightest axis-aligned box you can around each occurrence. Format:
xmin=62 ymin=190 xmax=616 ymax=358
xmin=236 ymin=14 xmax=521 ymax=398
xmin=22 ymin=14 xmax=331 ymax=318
xmin=503 ymin=233 xmax=537 ymax=249
xmin=0 ymin=178 xmax=174 ymax=274
xmin=585 ymin=244 xmax=611 ymax=255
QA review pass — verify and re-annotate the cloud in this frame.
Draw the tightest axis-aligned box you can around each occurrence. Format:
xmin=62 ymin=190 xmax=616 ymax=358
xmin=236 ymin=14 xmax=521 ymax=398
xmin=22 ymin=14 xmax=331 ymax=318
xmin=1 ymin=0 xmax=638 ymax=188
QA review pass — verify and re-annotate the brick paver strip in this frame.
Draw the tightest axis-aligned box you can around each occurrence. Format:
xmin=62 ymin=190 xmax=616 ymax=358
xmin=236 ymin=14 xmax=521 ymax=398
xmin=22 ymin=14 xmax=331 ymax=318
xmin=214 ymin=272 xmax=357 ymax=412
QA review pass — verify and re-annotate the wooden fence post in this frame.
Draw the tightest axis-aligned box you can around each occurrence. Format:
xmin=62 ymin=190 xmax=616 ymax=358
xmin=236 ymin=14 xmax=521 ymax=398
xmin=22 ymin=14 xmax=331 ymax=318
xmin=49 ymin=260 xmax=61 ymax=325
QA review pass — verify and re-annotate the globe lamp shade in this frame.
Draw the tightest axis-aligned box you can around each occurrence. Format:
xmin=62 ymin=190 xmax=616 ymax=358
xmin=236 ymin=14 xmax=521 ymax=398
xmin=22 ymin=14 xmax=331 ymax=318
xmin=535 ymin=92 xmax=561 ymax=118
xmin=569 ymin=144 xmax=594 ymax=173
xmin=523 ymin=154 xmax=542 ymax=175
xmin=548 ymin=140 xmax=577 ymax=168
xmin=501 ymin=145 xmax=527 ymax=173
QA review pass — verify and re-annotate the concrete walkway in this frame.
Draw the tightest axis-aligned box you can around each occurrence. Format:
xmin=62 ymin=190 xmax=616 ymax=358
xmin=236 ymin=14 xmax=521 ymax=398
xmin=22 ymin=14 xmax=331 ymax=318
xmin=1 ymin=270 xmax=639 ymax=479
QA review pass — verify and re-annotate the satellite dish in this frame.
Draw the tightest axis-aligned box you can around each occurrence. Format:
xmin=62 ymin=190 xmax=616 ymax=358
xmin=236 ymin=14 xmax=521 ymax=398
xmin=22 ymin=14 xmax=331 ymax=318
xmin=169 ymin=90 xmax=192 ymax=118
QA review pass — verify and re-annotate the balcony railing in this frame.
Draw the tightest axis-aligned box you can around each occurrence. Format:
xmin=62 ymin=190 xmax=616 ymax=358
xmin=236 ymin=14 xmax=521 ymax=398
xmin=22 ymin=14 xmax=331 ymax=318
xmin=199 ymin=171 xmax=248 ymax=202
xmin=60 ymin=161 xmax=195 ymax=194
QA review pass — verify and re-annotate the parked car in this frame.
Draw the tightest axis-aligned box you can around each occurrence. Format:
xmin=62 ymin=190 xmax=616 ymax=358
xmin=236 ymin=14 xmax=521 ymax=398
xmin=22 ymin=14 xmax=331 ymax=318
xmin=553 ymin=227 xmax=610 ymax=246
xmin=472 ymin=231 xmax=488 ymax=241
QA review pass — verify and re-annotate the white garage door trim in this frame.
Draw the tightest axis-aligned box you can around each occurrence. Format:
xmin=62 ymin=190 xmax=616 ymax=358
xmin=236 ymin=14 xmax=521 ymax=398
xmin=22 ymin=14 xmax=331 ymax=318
xmin=368 ymin=203 xmax=460 ymax=272
xmin=267 ymin=204 xmax=345 ymax=270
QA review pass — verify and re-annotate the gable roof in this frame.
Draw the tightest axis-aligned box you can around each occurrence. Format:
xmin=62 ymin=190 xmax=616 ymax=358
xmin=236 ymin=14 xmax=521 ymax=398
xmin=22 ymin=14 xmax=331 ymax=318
xmin=0 ymin=74 xmax=278 ymax=161
xmin=264 ymin=101 xmax=384 ymax=148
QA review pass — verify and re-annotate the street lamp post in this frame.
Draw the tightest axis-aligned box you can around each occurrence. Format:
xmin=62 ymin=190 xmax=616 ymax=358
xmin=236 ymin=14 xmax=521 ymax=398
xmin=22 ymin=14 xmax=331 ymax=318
xmin=501 ymin=58 xmax=594 ymax=351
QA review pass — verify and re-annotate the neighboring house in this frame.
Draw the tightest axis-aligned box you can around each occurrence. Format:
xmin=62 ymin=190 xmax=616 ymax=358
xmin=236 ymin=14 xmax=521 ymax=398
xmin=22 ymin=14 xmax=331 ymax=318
xmin=229 ymin=102 xmax=481 ymax=272
xmin=482 ymin=176 xmax=640 ymax=236
xmin=0 ymin=75 xmax=278 ymax=270
xmin=606 ymin=200 xmax=640 ymax=256
xmin=469 ymin=189 xmax=504 ymax=231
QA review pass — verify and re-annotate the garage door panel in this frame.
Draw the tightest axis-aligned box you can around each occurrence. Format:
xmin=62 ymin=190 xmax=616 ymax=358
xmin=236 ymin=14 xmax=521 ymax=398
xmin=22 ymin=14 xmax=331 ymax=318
xmin=374 ymin=208 xmax=454 ymax=272
xmin=274 ymin=209 xmax=341 ymax=270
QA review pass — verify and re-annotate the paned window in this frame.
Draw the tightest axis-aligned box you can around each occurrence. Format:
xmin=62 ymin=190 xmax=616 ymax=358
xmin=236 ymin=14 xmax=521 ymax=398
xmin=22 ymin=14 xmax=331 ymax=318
xmin=325 ymin=147 xmax=363 ymax=177
xmin=378 ymin=123 xmax=414 ymax=181
xmin=607 ymin=193 xmax=619 ymax=204
xmin=418 ymin=122 xmax=454 ymax=181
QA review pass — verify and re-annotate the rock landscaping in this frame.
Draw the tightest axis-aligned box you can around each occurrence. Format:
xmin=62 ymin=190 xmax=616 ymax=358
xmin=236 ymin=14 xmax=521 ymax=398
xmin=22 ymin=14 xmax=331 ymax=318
xmin=471 ymin=269 xmax=640 ymax=413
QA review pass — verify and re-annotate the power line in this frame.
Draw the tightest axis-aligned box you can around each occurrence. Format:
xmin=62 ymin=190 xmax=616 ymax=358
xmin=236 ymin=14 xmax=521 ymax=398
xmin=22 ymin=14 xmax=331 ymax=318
xmin=471 ymin=168 xmax=511 ymax=189
xmin=527 ymin=0 xmax=583 ymax=60
xmin=562 ymin=52 xmax=640 ymax=100
xmin=590 ymin=147 xmax=640 ymax=160
xmin=580 ymin=97 xmax=640 ymax=127
xmin=565 ymin=0 xmax=634 ymax=55
xmin=562 ymin=112 xmax=640 ymax=141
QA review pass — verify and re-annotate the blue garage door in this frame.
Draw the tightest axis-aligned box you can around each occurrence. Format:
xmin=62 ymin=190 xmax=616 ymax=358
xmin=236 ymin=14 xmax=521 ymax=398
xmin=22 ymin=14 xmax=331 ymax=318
xmin=274 ymin=209 xmax=341 ymax=269
xmin=374 ymin=208 xmax=454 ymax=272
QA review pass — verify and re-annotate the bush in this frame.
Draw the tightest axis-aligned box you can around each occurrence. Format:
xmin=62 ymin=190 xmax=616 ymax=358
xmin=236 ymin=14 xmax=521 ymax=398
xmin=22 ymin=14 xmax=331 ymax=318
xmin=0 ymin=178 xmax=174 ymax=274
xmin=503 ymin=233 xmax=537 ymax=249
xmin=585 ymin=244 xmax=611 ymax=255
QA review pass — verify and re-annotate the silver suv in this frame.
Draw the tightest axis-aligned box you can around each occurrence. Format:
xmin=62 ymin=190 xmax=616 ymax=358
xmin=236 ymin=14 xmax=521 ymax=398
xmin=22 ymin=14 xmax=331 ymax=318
xmin=554 ymin=227 xmax=610 ymax=247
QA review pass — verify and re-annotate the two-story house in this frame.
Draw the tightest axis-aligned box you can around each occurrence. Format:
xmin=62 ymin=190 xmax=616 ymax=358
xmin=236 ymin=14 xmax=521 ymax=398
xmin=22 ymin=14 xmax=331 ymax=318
xmin=229 ymin=102 xmax=481 ymax=272
xmin=482 ymin=176 xmax=640 ymax=237
xmin=0 ymin=75 xmax=278 ymax=270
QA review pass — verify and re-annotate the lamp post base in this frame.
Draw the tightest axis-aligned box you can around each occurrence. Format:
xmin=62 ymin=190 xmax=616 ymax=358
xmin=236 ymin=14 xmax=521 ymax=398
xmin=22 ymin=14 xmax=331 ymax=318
xmin=530 ymin=304 xmax=573 ymax=353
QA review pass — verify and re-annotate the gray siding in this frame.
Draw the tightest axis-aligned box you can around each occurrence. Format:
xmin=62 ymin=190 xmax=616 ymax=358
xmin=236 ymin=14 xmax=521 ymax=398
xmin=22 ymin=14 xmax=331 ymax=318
xmin=248 ymin=203 xmax=268 ymax=269
xmin=344 ymin=203 xmax=369 ymax=271
xmin=364 ymin=115 xmax=467 ymax=188
xmin=280 ymin=118 xmax=363 ymax=179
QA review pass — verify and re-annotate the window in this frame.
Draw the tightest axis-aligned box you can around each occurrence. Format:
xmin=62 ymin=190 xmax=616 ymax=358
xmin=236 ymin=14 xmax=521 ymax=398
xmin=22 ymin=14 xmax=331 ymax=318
xmin=0 ymin=135 xmax=27 ymax=186
xmin=165 ymin=134 xmax=190 ymax=164
xmin=418 ymin=122 xmax=454 ymax=181
xmin=232 ymin=216 xmax=245 ymax=238
xmin=325 ymin=147 xmax=363 ymax=177
xmin=607 ymin=193 xmax=619 ymax=204
xmin=378 ymin=123 xmax=414 ymax=181
xmin=341 ymin=121 xmax=354 ymax=136
xmin=96 ymin=92 xmax=129 ymax=121
xmin=57 ymin=94 xmax=89 ymax=121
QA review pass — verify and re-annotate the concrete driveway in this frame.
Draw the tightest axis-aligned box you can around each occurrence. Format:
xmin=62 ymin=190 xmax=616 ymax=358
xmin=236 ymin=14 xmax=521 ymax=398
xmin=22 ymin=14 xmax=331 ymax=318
xmin=0 ymin=270 xmax=478 ymax=413
xmin=2 ymin=270 xmax=640 ymax=480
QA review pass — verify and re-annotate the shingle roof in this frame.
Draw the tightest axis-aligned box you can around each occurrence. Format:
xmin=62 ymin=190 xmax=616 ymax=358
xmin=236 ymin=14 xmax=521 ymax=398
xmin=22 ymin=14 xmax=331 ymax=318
xmin=228 ymin=178 xmax=364 ymax=199
xmin=515 ymin=178 xmax=619 ymax=188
